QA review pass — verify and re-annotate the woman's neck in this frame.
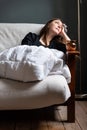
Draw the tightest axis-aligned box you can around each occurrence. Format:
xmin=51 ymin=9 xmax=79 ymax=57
xmin=40 ymin=33 xmax=54 ymax=46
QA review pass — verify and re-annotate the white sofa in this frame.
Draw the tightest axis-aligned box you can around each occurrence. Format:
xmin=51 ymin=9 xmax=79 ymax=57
xmin=0 ymin=23 xmax=79 ymax=122
xmin=0 ymin=23 xmax=78 ymax=122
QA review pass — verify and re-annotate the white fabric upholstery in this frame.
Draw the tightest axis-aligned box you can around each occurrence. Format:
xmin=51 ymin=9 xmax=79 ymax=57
xmin=0 ymin=75 xmax=70 ymax=110
xmin=0 ymin=23 xmax=44 ymax=52
xmin=0 ymin=23 xmax=71 ymax=110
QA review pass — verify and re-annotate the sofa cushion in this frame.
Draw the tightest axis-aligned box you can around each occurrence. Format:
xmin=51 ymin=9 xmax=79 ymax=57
xmin=0 ymin=75 xmax=71 ymax=110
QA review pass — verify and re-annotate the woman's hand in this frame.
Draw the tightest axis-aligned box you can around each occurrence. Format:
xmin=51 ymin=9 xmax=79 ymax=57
xmin=59 ymin=25 xmax=71 ymax=42
xmin=59 ymin=25 xmax=65 ymax=37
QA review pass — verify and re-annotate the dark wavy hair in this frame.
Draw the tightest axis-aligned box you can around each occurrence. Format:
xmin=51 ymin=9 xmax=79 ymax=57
xmin=39 ymin=18 xmax=67 ymax=44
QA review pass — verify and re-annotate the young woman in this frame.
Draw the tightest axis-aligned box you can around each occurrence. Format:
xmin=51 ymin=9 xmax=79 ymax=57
xmin=21 ymin=18 xmax=76 ymax=53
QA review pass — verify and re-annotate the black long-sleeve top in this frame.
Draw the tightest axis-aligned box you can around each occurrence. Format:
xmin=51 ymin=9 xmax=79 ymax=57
xmin=21 ymin=32 xmax=66 ymax=53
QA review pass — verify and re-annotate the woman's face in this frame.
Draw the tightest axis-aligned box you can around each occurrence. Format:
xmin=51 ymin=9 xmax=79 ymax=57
xmin=48 ymin=20 xmax=63 ymax=36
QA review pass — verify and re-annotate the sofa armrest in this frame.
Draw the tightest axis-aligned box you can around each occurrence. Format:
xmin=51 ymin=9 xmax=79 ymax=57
xmin=66 ymin=50 xmax=80 ymax=94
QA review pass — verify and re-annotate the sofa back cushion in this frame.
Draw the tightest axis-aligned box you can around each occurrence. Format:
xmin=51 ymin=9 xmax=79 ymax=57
xmin=0 ymin=23 xmax=44 ymax=52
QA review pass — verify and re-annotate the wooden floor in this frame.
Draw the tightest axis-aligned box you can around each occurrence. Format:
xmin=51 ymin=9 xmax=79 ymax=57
xmin=0 ymin=101 xmax=87 ymax=130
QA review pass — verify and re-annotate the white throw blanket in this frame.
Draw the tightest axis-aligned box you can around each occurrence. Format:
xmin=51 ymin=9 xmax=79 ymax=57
xmin=0 ymin=45 xmax=71 ymax=83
